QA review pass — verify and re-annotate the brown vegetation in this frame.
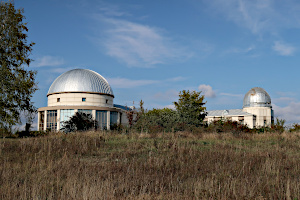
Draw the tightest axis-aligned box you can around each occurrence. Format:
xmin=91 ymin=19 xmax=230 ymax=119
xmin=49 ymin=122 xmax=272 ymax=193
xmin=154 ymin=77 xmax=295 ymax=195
xmin=1 ymin=131 xmax=300 ymax=199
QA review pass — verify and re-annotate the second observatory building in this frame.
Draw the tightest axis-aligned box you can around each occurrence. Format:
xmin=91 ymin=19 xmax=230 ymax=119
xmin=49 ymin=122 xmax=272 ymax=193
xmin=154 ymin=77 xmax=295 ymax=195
xmin=205 ymin=87 xmax=274 ymax=128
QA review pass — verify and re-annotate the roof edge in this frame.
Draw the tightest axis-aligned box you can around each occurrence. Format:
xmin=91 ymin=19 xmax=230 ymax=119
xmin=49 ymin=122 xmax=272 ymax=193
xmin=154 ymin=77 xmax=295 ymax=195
xmin=47 ymin=91 xmax=114 ymax=98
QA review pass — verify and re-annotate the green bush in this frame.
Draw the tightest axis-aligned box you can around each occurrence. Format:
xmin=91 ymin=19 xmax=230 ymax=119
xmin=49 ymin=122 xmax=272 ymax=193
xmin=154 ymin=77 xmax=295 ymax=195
xmin=61 ymin=112 xmax=97 ymax=133
xmin=135 ymin=108 xmax=180 ymax=133
xmin=17 ymin=130 xmax=48 ymax=138
xmin=289 ymin=123 xmax=300 ymax=132
xmin=207 ymin=119 xmax=252 ymax=134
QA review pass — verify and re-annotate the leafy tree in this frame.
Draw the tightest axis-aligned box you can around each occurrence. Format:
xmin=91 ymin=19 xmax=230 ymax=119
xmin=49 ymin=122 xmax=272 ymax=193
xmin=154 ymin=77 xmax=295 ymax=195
xmin=61 ymin=112 xmax=97 ymax=133
xmin=174 ymin=90 xmax=207 ymax=127
xmin=0 ymin=2 xmax=37 ymax=131
xmin=144 ymin=108 xmax=180 ymax=133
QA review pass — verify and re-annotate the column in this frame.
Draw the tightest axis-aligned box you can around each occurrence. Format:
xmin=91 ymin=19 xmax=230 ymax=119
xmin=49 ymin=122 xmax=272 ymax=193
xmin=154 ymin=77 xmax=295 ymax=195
xmin=117 ymin=112 xmax=120 ymax=125
xmin=107 ymin=111 xmax=110 ymax=130
xmin=44 ymin=110 xmax=47 ymax=131
xmin=37 ymin=111 xmax=40 ymax=131
xmin=57 ymin=109 xmax=61 ymax=131
xmin=92 ymin=110 xmax=96 ymax=120
xmin=92 ymin=110 xmax=96 ymax=130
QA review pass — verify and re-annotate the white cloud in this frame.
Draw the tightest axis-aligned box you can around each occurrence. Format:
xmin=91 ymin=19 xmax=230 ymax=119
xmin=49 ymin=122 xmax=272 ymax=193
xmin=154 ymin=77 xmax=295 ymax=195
xmin=107 ymin=75 xmax=187 ymax=89
xmin=98 ymin=5 xmax=128 ymax=17
xmin=220 ymin=93 xmax=243 ymax=98
xmin=272 ymin=41 xmax=296 ymax=56
xmin=224 ymin=45 xmax=255 ymax=54
xmin=272 ymin=97 xmax=295 ymax=105
xmin=206 ymin=0 xmax=274 ymax=34
xmin=165 ymin=104 xmax=175 ymax=110
xmin=34 ymin=56 xmax=65 ymax=67
xmin=198 ymin=84 xmax=216 ymax=98
xmin=90 ymin=4 xmax=198 ymax=67
xmin=166 ymin=76 xmax=186 ymax=82
xmin=273 ymin=102 xmax=300 ymax=124
xmin=206 ymin=0 xmax=300 ymax=35
xmin=101 ymin=18 xmax=191 ymax=67
xmin=51 ymin=67 xmax=74 ymax=74
xmin=106 ymin=77 xmax=159 ymax=88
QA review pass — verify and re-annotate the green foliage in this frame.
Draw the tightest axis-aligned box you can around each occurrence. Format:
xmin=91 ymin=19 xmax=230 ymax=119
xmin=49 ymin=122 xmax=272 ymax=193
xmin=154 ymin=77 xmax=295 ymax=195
xmin=289 ymin=123 xmax=300 ymax=132
xmin=207 ymin=119 xmax=252 ymax=134
xmin=0 ymin=2 xmax=37 ymax=130
xmin=270 ymin=118 xmax=286 ymax=133
xmin=174 ymin=90 xmax=207 ymax=126
xmin=125 ymin=102 xmax=137 ymax=128
xmin=17 ymin=130 xmax=49 ymax=138
xmin=134 ymin=107 xmax=178 ymax=133
xmin=61 ymin=112 xmax=97 ymax=133
xmin=144 ymin=108 xmax=180 ymax=133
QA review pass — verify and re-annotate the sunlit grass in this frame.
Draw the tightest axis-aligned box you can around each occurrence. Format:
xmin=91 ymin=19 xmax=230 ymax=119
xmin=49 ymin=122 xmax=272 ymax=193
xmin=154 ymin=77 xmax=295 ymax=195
xmin=1 ymin=131 xmax=300 ymax=199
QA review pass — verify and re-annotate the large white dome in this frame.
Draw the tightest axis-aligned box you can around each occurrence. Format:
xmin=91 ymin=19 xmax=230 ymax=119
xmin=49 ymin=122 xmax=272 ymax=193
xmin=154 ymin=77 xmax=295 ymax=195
xmin=243 ymin=87 xmax=271 ymax=108
xmin=47 ymin=69 xmax=114 ymax=97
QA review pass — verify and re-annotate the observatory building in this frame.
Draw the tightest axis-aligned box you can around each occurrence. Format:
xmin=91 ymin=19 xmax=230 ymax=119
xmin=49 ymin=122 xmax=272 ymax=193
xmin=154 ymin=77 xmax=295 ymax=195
xmin=37 ymin=69 xmax=129 ymax=131
xmin=205 ymin=87 xmax=274 ymax=128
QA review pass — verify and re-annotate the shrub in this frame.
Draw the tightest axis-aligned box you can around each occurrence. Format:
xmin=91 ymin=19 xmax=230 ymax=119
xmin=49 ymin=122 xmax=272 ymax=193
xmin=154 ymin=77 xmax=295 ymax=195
xmin=289 ymin=123 xmax=300 ymax=132
xmin=135 ymin=108 xmax=180 ymax=133
xmin=207 ymin=119 xmax=252 ymax=134
xmin=270 ymin=118 xmax=286 ymax=134
xmin=17 ymin=130 xmax=48 ymax=138
xmin=61 ymin=112 xmax=97 ymax=133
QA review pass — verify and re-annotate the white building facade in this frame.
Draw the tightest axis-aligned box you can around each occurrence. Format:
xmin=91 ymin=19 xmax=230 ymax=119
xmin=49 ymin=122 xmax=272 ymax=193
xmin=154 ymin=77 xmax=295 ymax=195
xmin=37 ymin=69 xmax=129 ymax=131
xmin=205 ymin=87 xmax=274 ymax=128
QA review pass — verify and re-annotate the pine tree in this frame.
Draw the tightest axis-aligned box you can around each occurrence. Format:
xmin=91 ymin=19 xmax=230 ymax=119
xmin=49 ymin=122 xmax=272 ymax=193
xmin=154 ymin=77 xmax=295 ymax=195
xmin=174 ymin=90 xmax=207 ymax=126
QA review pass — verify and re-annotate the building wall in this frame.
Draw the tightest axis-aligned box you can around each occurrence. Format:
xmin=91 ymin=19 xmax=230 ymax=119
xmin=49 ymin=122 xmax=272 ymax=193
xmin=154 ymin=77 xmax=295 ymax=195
xmin=38 ymin=106 xmax=128 ymax=132
xmin=244 ymin=115 xmax=255 ymax=128
xmin=243 ymin=107 xmax=273 ymax=127
xmin=205 ymin=115 xmax=255 ymax=128
xmin=48 ymin=93 xmax=114 ymax=107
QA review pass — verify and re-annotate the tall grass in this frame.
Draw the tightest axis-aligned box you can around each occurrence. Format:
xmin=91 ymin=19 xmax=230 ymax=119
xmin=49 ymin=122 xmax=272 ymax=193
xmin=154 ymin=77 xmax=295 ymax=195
xmin=1 ymin=131 xmax=300 ymax=199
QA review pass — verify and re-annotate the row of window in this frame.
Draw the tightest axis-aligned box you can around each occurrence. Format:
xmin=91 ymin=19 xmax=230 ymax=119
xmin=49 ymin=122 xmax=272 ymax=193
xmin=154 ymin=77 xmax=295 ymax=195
xmin=57 ymin=98 xmax=109 ymax=103
xmin=39 ymin=110 xmax=119 ymax=131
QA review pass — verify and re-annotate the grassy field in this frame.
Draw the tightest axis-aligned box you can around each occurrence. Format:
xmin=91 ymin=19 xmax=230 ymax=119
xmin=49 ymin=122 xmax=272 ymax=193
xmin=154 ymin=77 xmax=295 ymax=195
xmin=1 ymin=131 xmax=300 ymax=199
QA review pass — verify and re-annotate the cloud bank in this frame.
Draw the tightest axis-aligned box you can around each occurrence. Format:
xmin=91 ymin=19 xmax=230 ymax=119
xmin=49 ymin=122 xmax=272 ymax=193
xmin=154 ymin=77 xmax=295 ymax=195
xmin=273 ymin=102 xmax=300 ymax=124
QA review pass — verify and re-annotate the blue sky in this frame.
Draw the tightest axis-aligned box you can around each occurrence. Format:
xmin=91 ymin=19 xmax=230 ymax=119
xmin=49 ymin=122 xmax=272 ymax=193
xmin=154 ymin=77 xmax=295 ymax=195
xmin=14 ymin=0 xmax=300 ymax=125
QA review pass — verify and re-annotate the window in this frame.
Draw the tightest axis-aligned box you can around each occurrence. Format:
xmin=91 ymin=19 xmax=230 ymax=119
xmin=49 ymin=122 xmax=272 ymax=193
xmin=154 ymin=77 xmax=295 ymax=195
xmin=110 ymin=111 xmax=118 ymax=127
xmin=106 ymin=99 xmax=108 ymax=104
xmin=78 ymin=109 xmax=92 ymax=115
xmin=60 ymin=109 xmax=75 ymax=129
xmin=82 ymin=97 xmax=86 ymax=102
xmin=96 ymin=110 xmax=107 ymax=130
xmin=57 ymin=98 xmax=60 ymax=102
xmin=39 ymin=111 xmax=44 ymax=130
xmin=47 ymin=110 xmax=57 ymax=131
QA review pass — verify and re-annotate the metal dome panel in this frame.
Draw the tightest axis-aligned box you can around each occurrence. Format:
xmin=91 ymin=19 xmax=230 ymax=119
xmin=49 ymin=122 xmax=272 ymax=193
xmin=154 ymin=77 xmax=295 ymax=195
xmin=243 ymin=87 xmax=271 ymax=108
xmin=47 ymin=69 xmax=114 ymax=96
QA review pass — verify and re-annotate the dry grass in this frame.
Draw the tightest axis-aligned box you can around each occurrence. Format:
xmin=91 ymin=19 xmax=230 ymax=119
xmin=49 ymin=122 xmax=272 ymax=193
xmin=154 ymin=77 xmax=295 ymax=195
xmin=1 ymin=131 xmax=300 ymax=199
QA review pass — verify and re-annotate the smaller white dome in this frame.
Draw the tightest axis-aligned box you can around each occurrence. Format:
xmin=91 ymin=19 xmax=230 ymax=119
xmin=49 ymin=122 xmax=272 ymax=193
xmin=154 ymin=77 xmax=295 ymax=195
xmin=243 ymin=87 xmax=271 ymax=108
